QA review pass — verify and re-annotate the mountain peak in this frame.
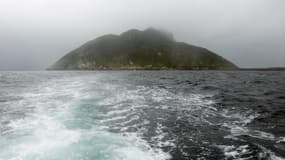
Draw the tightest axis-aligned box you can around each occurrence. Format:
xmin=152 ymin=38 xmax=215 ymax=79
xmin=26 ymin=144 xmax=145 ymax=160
xmin=119 ymin=28 xmax=174 ymax=43
xmin=144 ymin=27 xmax=174 ymax=40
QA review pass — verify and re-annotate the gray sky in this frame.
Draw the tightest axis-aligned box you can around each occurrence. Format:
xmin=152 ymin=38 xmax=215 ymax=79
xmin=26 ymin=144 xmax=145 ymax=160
xmin=0 ymin=0 xmax=284 ymax=70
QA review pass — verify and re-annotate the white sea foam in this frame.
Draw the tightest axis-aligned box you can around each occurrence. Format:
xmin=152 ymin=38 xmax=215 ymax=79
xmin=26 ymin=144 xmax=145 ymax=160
xmin=277 ymin=137 xmax=285 ymax=143
xmin=95 ymin=82 xmax=217 ymax=155
xmin=0 ymin=76 xmax=171 ymax=160
xmin=258 ymin=145 xmax=285 ymax=160
xmin=221 ymin=110 xmax=285 ymax=144
xmin=105 ymin=109 xmax=132 ymax=116
xmin=220 ymin=107 xmax=285 ymax=159
xmin=217 ymin=144 xmax=284 ymax=160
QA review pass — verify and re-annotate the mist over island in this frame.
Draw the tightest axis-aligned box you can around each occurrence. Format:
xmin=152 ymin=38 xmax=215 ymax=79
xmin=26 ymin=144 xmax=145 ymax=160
xmin=49 ymin=28 xmax=237 ymax=70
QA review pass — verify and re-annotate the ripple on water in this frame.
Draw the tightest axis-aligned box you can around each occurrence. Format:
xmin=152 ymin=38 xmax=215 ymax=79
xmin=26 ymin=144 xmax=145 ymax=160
xmin=0 ymin=76 xmax=171 ymax=160
xmin=1 ymin=71 xmax=285 ymax=160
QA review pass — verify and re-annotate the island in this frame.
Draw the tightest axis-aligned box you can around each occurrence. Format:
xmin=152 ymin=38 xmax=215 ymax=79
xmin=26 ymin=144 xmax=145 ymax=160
xmin=48 ymin=28 xmax=238 ymax=70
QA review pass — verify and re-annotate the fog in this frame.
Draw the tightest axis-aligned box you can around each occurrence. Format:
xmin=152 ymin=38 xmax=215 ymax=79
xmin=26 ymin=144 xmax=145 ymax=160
xmin=0 ymin=0 xmax=284 ymax=70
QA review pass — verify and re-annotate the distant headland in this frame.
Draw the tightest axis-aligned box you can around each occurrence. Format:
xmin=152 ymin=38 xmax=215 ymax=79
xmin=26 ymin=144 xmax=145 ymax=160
xmin=48 ymin=28 xmax=238 ymax=70
xmin=238 ymin=67 xmax=285 ymax=71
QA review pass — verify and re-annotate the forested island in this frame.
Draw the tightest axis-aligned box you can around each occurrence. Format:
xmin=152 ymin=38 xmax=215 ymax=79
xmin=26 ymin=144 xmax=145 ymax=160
xmin=48 ymin=28 xmax=238 ymax=70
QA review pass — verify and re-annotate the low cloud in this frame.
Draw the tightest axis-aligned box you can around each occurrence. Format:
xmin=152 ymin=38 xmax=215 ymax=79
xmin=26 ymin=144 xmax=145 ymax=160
xmin=0 ymin=0 xmax=284 ymax=70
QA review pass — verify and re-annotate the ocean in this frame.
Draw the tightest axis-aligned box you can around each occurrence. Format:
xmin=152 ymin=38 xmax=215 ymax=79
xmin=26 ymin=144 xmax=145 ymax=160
xmin=0 ymin=71 xmax=284 ymax=160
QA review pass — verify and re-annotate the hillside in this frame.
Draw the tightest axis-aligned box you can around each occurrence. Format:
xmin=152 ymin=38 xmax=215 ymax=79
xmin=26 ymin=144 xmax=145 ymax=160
xmin=48 ymin=28 xmax=238 ymax=70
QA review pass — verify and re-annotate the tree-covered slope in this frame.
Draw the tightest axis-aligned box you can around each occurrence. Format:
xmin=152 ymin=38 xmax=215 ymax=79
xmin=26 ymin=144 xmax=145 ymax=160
xmin=48 ymin=28 xmax=238 ymax=70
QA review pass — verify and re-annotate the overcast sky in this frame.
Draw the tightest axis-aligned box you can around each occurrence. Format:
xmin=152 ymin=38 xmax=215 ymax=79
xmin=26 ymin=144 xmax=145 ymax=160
xmin=0 ymin=0 xmax=284 ymax=70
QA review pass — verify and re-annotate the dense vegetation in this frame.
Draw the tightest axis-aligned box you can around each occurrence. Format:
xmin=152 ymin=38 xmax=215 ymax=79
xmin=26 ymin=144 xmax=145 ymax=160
xmin=49 ymin=28 xmax=237 ymax=70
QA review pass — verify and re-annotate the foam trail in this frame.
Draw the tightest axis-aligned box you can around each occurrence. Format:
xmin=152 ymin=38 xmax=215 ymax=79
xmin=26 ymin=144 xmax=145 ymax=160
xmin=0 ymin=76 xmax=171 ymax=160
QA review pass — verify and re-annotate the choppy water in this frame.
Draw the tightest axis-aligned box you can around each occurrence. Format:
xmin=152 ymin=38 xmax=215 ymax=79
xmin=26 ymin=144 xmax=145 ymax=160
xmin=0 ymin=71 xmax=284 ymax=160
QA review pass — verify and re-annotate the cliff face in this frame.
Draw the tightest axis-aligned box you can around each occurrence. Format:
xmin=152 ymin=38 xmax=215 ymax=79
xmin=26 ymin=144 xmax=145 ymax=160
xmin=48 ymin=28 xmax=238 ymax=70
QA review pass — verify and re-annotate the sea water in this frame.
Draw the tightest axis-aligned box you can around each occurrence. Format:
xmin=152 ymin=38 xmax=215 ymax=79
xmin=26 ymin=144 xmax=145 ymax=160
xmin=0 ymin=71 xmax=284 ymax=160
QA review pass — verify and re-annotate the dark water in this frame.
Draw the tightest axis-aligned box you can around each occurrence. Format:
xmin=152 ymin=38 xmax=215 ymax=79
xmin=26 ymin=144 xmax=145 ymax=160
xmin=0 ymin=71 xmax=284 ymax=160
